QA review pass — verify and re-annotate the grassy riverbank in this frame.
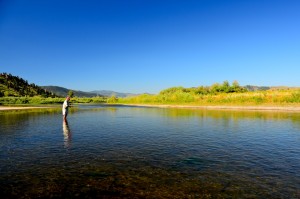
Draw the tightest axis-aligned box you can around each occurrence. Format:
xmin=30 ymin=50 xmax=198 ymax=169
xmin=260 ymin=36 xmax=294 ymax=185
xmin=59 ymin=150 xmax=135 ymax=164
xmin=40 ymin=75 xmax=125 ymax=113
xmin=114 ymin=89 xmax=300 ymax=107
xmin=1 ymin=87 xmax=300 ymax=108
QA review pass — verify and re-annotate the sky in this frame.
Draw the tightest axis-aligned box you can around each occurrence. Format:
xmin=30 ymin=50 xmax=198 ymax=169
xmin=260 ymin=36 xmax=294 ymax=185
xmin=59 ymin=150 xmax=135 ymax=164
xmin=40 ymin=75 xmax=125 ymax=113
xmin=0 ymin=0 xmax=300 ymax=94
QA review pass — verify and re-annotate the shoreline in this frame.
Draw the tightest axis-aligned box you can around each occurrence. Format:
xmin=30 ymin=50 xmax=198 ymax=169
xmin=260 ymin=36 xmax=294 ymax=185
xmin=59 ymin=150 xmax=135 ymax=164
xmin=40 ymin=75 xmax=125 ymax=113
xmin=118 ymin=104 xmax=300 ymax=112
xmin=0 ymin=106 xmax=58 ymax=111
xmin=1 ymin=104 xmax=300 ymax=112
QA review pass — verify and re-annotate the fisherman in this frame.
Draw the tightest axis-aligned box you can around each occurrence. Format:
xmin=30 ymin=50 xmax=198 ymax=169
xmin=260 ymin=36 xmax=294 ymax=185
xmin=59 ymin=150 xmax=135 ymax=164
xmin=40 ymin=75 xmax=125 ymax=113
xmin=62 ymin=96 xmax=71 ymax=121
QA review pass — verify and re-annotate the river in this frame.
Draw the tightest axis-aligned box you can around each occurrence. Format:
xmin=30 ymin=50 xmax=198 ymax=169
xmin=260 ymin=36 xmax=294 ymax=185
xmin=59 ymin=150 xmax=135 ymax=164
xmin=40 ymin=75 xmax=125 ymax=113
xmin=0 ymin=105 xmax=299 ymax=198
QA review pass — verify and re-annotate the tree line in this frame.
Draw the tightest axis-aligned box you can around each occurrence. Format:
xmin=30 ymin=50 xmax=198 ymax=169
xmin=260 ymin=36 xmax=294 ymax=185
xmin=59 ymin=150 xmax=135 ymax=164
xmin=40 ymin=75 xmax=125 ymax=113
xmin=159 ymin=80 xmax=247 ymax=96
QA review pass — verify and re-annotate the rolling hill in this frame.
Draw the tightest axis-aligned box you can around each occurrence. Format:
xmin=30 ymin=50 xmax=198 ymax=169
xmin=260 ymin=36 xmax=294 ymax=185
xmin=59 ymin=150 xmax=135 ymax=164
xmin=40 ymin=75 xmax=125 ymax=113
xmin=41 ymin=86 xmax=100 ymax=98
xmin=0 ymin=73 xmax=56 ymax=97
xmin=42 ymin=87 xmax=137 ymax=97
xmin=90 ymin=90 xmax=138 ymax=98
xmin=0 ymin=72 xmax=138 ymax=98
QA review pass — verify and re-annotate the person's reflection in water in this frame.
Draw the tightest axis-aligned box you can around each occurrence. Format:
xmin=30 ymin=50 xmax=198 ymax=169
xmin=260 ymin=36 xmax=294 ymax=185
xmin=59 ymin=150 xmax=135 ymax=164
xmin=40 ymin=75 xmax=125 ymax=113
xmin=63 ymin=119 xmax=72 ymax=148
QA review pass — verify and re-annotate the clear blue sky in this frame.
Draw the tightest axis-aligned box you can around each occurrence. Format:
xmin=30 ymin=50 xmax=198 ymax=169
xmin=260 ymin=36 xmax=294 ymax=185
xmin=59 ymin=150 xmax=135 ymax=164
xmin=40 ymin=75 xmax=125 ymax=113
xmin=1 ymin=0 xmax=300 ymax=94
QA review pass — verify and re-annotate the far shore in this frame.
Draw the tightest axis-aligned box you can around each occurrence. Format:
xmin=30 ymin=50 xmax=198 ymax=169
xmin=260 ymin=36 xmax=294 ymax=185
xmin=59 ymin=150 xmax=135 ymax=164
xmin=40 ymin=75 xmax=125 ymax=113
xmin=0 ymin=106 xmax=58 ymax=111
xmin=2 ymin=104 xmax=300 ymax=112
xmin=118 ymin=104 xmax=300 ymax=112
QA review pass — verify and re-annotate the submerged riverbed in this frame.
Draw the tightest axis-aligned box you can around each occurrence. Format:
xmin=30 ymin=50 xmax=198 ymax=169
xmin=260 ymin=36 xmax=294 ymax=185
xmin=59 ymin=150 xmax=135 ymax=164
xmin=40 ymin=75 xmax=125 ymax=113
xmin=0 ymin=105 xmax=299 ymax=198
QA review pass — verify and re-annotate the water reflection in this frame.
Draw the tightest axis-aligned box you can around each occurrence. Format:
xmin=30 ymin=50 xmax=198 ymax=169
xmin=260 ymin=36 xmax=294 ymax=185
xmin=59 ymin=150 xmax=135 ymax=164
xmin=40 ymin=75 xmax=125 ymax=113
xmin=63 ymin=119 xmax=72 ymax=148
xmin=153 ymin=107 xmax=300 ymax=126
xmin=0 ymin=105 xmax=300 ymax=198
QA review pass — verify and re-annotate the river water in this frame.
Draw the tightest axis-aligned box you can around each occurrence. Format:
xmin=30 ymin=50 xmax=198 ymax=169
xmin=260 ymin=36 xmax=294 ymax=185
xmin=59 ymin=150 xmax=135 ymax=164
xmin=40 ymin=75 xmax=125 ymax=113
xmin=0 ymin=105 xmax=299 ymax=198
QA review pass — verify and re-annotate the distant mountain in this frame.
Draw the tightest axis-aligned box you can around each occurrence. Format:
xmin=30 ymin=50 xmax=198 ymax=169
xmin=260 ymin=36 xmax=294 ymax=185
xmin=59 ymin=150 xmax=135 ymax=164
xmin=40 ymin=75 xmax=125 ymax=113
xmin=0 ymin=73 xmax=56 ymax=97
xmin=244 ymin=85 xmax=300 ymax=91
xmin=41 ymin=87 xmax=138 ymax=98
xmin=90 ymin=90 xmax=138 ymax=98
xmin=244 ymin=85 xmax=270 ymax=91
xmin=41 ymin=86 xmax=99 ymax=97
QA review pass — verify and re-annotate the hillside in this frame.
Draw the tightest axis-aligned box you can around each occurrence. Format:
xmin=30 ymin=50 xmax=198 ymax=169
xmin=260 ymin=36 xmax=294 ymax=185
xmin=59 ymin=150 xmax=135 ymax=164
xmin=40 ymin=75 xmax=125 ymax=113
xmin=91 ymin=90 xmax=138 ymax=97
xmin=244 ymin=85 xmax=270 ymax=91
xmin=0 ymin=72 xmax=135 ymax=98
xmin=42 ymin=86 xmax=100 ymax=98
xmin=245 ymin=85 xmax=300 ymax=91
xmin=0 ymin=73 xmax=56 ymax=97
xmin=42 ymin=87 xmax=137 ymax=98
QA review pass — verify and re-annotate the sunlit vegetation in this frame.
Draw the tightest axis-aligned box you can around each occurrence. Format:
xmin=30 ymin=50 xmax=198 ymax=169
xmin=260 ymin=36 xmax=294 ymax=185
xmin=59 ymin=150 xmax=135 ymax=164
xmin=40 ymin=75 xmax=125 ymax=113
xmin=0 ymin=96 xmax=106 ymax=105
xmin=0 ymin=73 xmax=106 ymax=105
xmin=107 ymin=95 xmax=118 ymax=103
xmin=1 ymin=73 xmax=300 ymax=106
xmin=0 ymin=73 xmax=57 ymax=97
xmin=114 ymin=81 xmax=300 ymax=106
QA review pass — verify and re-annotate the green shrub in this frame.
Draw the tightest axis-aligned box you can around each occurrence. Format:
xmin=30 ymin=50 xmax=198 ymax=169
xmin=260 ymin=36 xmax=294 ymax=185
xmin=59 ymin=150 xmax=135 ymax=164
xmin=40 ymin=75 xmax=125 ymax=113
xmin=107 ymin=96 xmax=118 ymax=103
xmin=288 ymin=90 xmax=300 ymax=103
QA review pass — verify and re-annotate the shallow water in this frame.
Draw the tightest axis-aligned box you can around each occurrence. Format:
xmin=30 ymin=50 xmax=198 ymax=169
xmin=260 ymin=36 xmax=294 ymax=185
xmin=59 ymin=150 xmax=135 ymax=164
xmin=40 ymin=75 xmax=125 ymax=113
xmin=0 ymin=105 xmax=299 ymax=198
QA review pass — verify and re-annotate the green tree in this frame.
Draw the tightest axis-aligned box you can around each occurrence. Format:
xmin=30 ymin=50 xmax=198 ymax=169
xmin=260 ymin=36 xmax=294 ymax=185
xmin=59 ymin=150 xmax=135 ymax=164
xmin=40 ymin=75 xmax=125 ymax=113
xmin=210 ymin=83 xmax=221 ymax=94
xmin=107 ymin=95 xmax=118 ymax=103
xmin=221 ymin=80 xmax=230 ymax=93
xmin=231 ymin=80 xmax=247 ymax=92
xmin=68 ymin=90 xmax=74 ymax=97
xmin=232 ymin=80 xmax=240 ymax=88
xmin=159 ymin=87 xmax=184 ymax=95
xmin=194 ymin=86 xmax=209 ymax=95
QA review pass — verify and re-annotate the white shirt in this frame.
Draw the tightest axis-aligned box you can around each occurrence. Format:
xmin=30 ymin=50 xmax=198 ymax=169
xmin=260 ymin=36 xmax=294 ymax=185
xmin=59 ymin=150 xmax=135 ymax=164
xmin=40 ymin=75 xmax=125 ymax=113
xmin=62 ymin=100 xmax=69 ymax=115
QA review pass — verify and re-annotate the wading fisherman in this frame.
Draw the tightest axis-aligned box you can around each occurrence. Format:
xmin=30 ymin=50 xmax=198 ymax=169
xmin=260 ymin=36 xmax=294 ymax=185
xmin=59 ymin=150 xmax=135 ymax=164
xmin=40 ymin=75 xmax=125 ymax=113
xmin=62 ymin=96 xmax=71 ymax=121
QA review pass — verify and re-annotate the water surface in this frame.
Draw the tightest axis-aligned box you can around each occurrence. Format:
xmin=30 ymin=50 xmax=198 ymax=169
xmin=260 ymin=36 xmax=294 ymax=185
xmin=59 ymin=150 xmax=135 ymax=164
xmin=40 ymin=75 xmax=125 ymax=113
xmin=0 ymin=105 xmax=299 ymax=198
